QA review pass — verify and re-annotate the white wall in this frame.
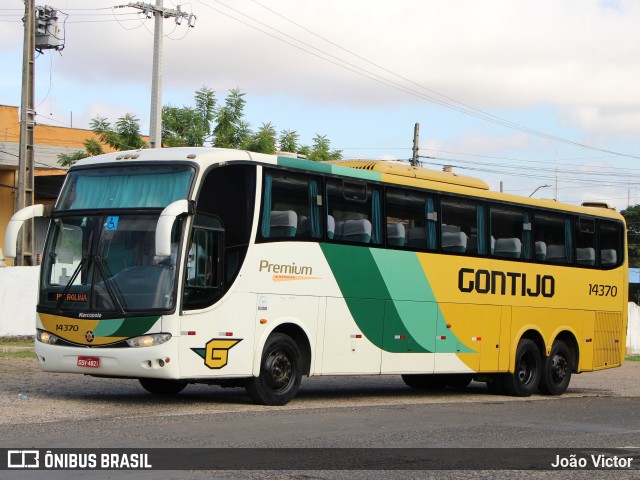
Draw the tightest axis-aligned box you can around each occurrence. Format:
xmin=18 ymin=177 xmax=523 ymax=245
xmin=0 ymin=266 xmax=39 ymax=336
xmin=628 ymin=302 xmax=640 ymax=355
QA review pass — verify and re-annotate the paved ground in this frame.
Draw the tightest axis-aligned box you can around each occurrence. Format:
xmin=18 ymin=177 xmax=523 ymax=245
xmin=0 ymin=350 xmax=638 ymax=426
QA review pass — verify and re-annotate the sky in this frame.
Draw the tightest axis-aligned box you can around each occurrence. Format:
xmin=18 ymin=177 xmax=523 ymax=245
xmin=1 ymin=0 xmax=640 ymax=210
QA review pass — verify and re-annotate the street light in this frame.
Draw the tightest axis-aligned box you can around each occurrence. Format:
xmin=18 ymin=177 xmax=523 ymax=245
xmin=529 ymin=184 xmax=551 ymax=197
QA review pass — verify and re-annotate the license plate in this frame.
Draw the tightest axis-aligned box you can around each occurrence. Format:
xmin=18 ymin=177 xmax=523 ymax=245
xmin=77 ymin=356 xmax=100 ymax=368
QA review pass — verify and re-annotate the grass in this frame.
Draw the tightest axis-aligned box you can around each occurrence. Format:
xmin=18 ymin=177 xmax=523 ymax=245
xmin=0 ymin=350 xmax=35 ymax=359
xmin=0 ymin=337 xmax=34 ymax=347
xmin=626 ymin=355 xmax=640 ymax=362
xmin=0 ymin=336 xmax=35 ymax=359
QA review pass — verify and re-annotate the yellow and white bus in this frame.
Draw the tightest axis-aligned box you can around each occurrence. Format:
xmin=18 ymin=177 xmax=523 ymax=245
xmin=5 ymin=147 xmax=628 ymax=405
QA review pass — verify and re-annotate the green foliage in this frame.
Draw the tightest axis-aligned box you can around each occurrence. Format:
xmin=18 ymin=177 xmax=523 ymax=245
xmin=213 ymin=89 xmax=250 ymax=149
xmin=243 ymin=122 xmax=277 ymax=154
xmin=621 ymin=204 xmax=640 ymax=268
xmin=163 ymin=86 xmax=216 ymax=147
xmin=57 ymin=138 xmax=105 ymax=166
xmin=305 ymin=134 xmax=343 ymax=161
xmin=56 ymin=86 xmax=342 ymax=165
xmin=278 ymin=129 xmax=300 ymax=154
xmin=57 ymin=114 xmax=146 ymax=166
xmin=57 ymin=150 xmax=89 ymax=167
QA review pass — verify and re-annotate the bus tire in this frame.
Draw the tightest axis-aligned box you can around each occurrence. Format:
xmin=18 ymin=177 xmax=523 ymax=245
xmin=401 ymin=374 xmax=448 ymax=389
xmin=139 ymin=378 xmax=188 ymax=395
xmin=539 ymin=340 xmax=572 ymax=395
xmin=245 ymin=333 xmax=302 ymax=406
xmin=501 ymin=338 xmax=541 ymax=397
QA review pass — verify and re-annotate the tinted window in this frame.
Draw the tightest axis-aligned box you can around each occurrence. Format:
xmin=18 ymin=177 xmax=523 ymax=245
xmin=327 ymin=179 xmax=382 ymax=245
xmin=534 ymin=212 xmax=573 ymax=264
xmin=441 ymin=197 xmax=486 ymax=255
xmin=490 ymin=205 xmax=532 ymax=260
xmin=385 ymin=187 xmax=437 ymax=250
xmin=259 ymin=171 xmax=323 ymax=241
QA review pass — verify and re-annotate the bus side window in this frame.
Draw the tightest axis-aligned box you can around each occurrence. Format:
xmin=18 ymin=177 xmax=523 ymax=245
xmin=441 ymin=197 xmax=485 ymax=255
xmin=490 ymin=205 xmax=532 ymax=260
xmin=326 ymin=179 xmax=382 ymax=245
xmin=385 ymin=187 xmax=437 ymax=251
xmin=576 ymin=217 xmax=596 ymax=266
xmin=259 ymin=171 xmax=323 ymax=241
xmin=534 ymin=212 xmax=574 ymax=265
xmin=598 ymin=220 xmax=623 ymax=268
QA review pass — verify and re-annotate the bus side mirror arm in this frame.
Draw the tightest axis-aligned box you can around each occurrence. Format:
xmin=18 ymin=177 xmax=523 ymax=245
xmin=155 ymin=199 xmax=195 ymax=257
xmin=4 ymin=204 xmax=45 ymax=259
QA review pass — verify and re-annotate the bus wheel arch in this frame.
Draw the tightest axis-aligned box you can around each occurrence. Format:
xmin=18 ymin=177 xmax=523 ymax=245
xmin=245 ymin=332 xmax=303 ymax=406
xmin=539 ymin=332 xmax=577 ymax=396
xmin=271 ymin=323 xmax=312 ymax=376
xmin=501 ymin=330 xmax=544 ymax=397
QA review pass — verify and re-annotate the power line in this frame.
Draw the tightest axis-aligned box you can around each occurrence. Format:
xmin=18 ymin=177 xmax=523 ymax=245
xmin=197 ymin=0 xmax=640 ymax=161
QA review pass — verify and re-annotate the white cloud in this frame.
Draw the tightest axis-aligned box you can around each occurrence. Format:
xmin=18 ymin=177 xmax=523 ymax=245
xmin=4 ymin=0 xmax=640 ymax=144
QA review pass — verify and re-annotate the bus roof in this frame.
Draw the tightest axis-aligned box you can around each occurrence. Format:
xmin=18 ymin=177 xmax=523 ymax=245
xmin=69 ymin=147 xmax=624 ymax=221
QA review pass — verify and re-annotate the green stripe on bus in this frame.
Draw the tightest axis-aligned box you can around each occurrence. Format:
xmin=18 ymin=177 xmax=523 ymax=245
xmin=321 ymin=244 xmax=474 ymax=354
xmin=277 ymin=157 xmax=382 ymax=182
xmin=111 ymin=316 xmax=160 ymax=337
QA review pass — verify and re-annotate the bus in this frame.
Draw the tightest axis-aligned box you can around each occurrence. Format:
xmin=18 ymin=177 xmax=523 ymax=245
xmin=5 ymin=147 xmax=628 ymax=405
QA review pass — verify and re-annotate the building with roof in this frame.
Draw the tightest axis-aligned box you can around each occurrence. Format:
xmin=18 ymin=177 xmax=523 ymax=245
xmin=0 ymin=104 xmax=116 ymax=264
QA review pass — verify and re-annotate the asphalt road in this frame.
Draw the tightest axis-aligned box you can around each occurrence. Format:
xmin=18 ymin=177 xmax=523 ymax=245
xmin=1 ymin=358 xmax=639 ymax=479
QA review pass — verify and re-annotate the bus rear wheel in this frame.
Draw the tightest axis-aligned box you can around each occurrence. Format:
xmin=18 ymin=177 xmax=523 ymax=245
xmin=139 ymin=378 xmax=188 ymax=395
xmin=245 ymin=333 xmax=302 ymax=406
xmin=539 ymin=340 xmax=573 ymax=395
xmin=501 ymin=338 xmax=541 ymax=397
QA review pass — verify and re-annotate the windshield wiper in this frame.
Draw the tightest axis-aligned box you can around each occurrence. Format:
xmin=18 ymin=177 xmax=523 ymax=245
xmin=56 ymin=230 xmax=94 ymax=311
xmin=94 ymin=257 xmax=126 ymax=315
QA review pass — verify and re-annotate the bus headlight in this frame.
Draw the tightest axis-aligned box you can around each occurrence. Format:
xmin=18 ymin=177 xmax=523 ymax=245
xmin=126 ymin=333 xmax=172 ymax=348
xmin=37 ymin=330 xmax=59 ymax=345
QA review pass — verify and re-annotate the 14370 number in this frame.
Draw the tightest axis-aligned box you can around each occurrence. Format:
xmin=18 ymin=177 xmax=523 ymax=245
xmin=589 ymin=284 xmax=618 ymax=297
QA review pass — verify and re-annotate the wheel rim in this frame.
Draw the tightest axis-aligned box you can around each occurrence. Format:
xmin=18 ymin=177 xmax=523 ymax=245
xmin=265 ymin=349 xmax=293 ymax=391
xmin=550 ymin=353 xmax=568 ymax=384
xmin=517 ymin=351 xmax=536 ymax=386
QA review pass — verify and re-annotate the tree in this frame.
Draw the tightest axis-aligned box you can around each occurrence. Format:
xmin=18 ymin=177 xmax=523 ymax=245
xmin=621 ymin=204 xmax=640 ymax=268
xmin=619 ymin=205 xmax=639 ymax=303
xmin=57 ymin=86 xmax=343 ymax=166
xmin=162 ymin=86 xmax=216 ymax=147
xmin=92 ymin=114 xmax=147 ymax=151
xmin=243 ymin=122 xmax=277 ymax=154
xmin=213 ymin=89 xmax=250 ymax=149
xmin=57 ymin=114 xmax=145 ymax=166
xmin=278 ymin=129 xmax=299 ymax=153
xmin=305 ymin=134 xmax=343 ymax=161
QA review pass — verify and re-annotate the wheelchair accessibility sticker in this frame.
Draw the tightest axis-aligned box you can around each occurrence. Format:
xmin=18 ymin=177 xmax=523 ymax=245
xmin=105 ymin=216 xmax=119 ymax=231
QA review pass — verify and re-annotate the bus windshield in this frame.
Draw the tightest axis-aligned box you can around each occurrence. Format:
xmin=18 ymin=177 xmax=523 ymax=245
xmin=56 ymin=165 xmax=193 ymax=211
xmin=39 ymin=213 xmax=183 ymax=313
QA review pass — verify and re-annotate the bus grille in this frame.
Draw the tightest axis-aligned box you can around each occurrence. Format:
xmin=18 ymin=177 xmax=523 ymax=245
xmin=593 ymin=311 xmax=623 ymax=369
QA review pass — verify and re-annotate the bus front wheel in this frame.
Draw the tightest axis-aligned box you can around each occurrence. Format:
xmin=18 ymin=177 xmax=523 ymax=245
xmin=501 ymin=338 xmax=541 ymax=397
xmin=139 ymin=378 xmax=188 ymax=395
xmin=245 ymin=333 xmax=302 ymax=406
xmin=539 ymin=340 xmax=573 ymax=395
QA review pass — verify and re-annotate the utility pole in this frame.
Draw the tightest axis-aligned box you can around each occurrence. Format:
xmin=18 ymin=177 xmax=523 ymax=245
xmin=16 ymin=0 xmax=35 ymax=266
xmin=15 ymin=4 xmax=64 ymax=266
xmin=124 ymin=2 xmax=196 ymax=149
xmin=411 ymin=122 xmax=420 ymax=167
